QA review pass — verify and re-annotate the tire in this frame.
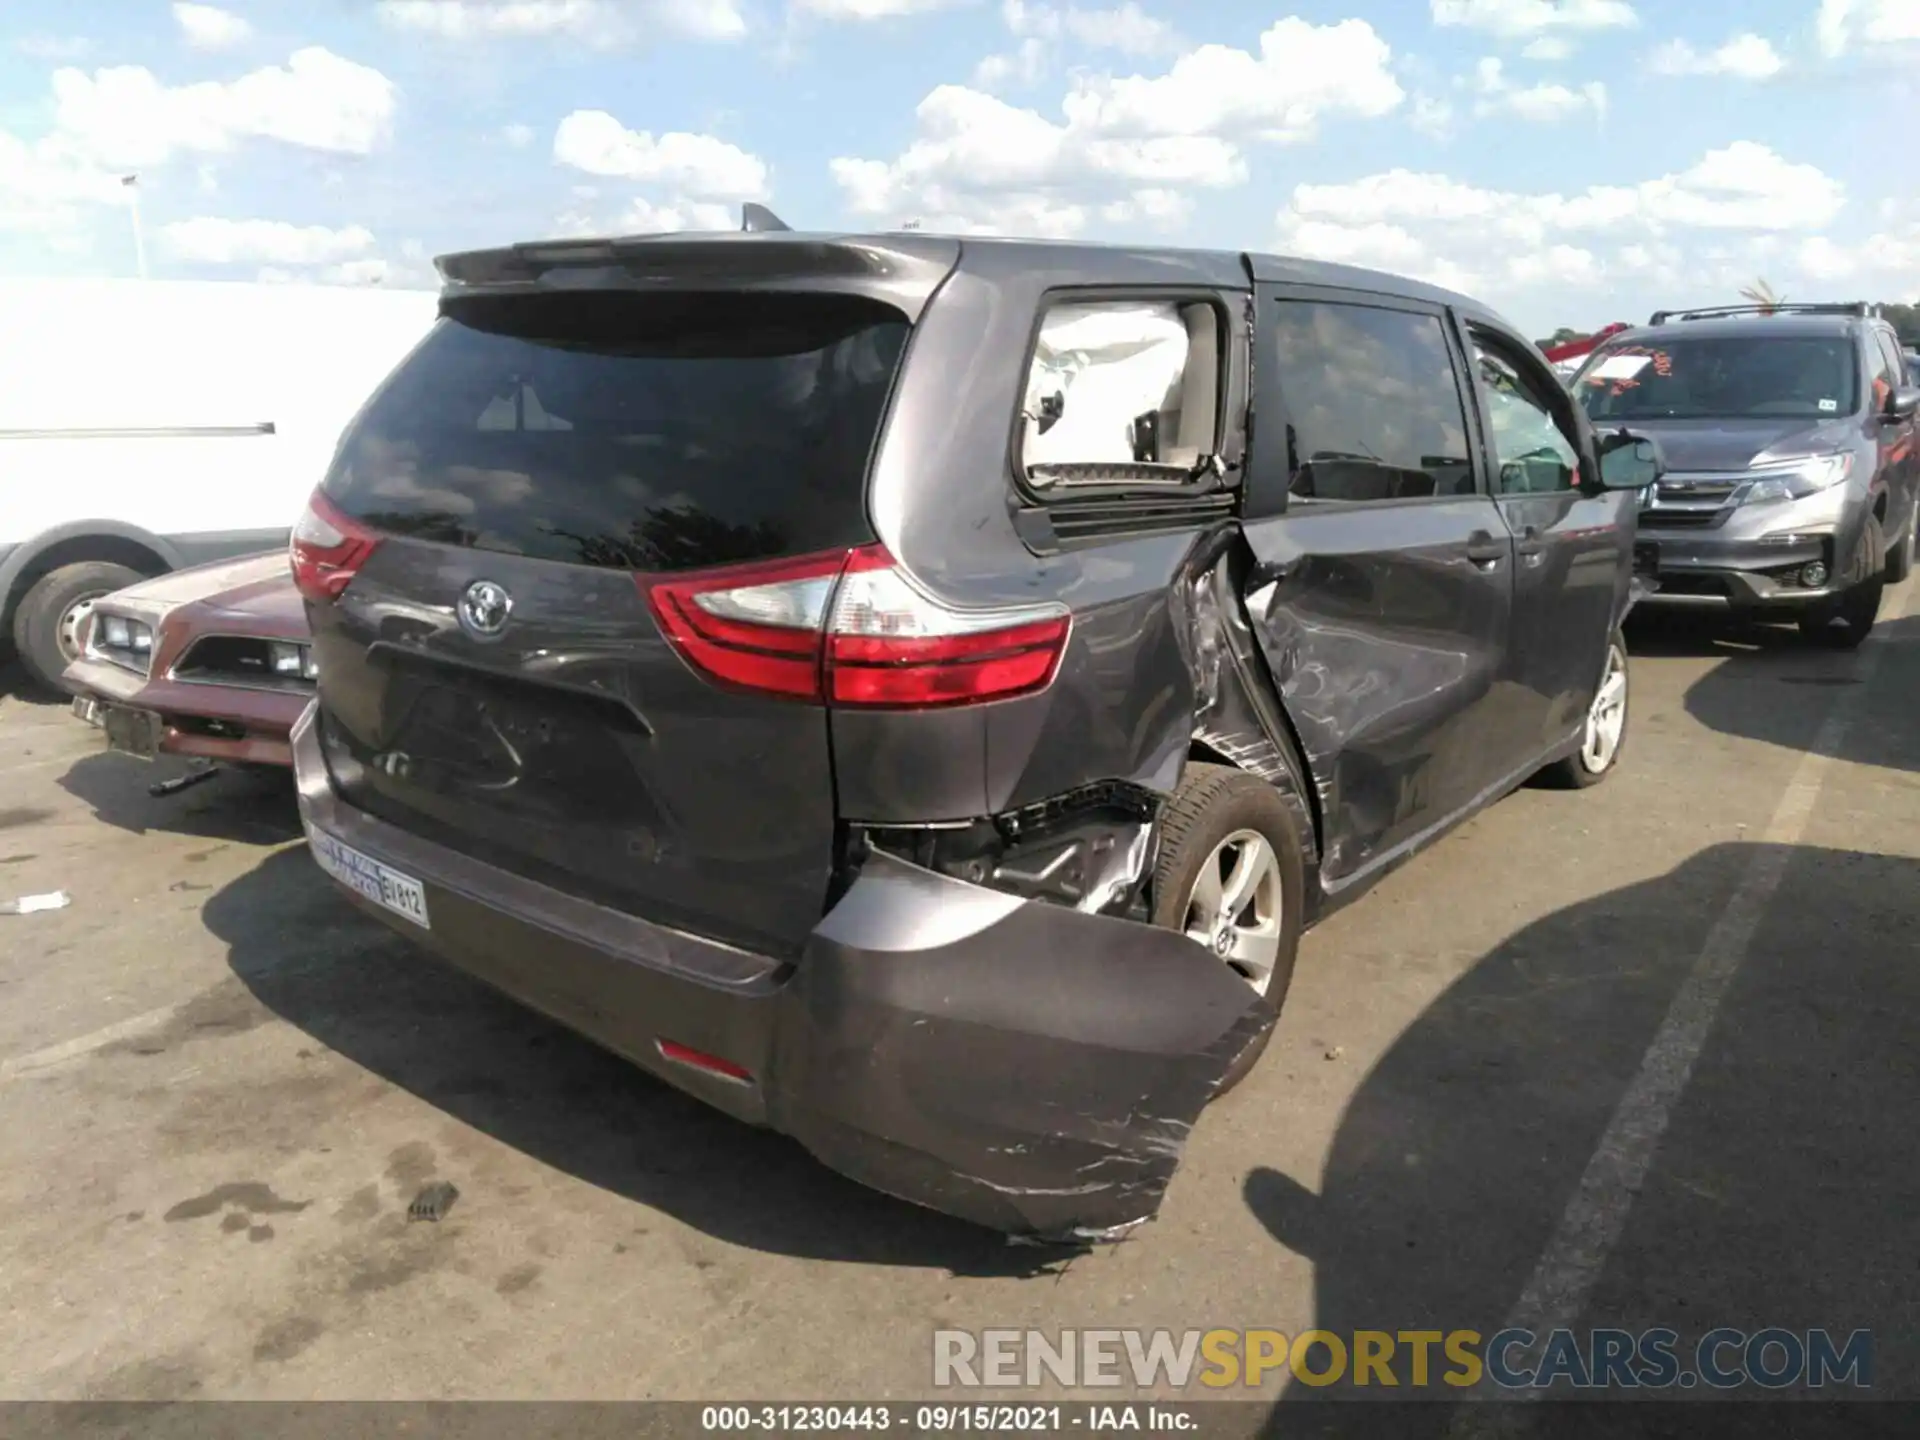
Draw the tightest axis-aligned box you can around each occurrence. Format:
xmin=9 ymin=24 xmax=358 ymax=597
xmin=1538 ymin=629 xmax=1630 ymax=790
xmin=1149 ymin=763 xmax=1307 ymax=1098
xmin=10 ymin=561 xmax=144 ymax=694
xmin=1800 ymin=515 xmax=1884 ymax=650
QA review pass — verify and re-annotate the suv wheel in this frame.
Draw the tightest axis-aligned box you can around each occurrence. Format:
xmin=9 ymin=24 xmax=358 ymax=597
xmin=11 ymin=561 xmax=145 ymax=694
xmin=1149 ymin=763 xmax=1306 ymax=1097
xmin=1800 ymin=515 xmax=1884 ymax=650
xmin=1539 ymin=630 xmax=1629 ymax=790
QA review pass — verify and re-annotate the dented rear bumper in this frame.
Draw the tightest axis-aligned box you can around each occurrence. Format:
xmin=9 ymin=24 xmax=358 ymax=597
xmin=290 ymin=703 xmax=1269 ymax=1240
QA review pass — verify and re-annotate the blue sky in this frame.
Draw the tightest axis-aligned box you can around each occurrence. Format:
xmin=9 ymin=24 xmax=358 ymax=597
xmin=2 ymin=0 xmax=1916 ymax=334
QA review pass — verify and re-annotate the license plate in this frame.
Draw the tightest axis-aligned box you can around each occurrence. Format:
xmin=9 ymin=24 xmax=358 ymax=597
xmin=308 ymin=826 xmax=431 ymax=930
xmin=77 ymin=699 xmax=164 ymax=759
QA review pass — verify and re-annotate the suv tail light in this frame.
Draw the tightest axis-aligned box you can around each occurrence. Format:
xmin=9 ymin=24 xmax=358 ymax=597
xmin=645 ymin=544 xmax=1069 ymax=709
xmin=290 ymin=489 xmax=381 ymax=604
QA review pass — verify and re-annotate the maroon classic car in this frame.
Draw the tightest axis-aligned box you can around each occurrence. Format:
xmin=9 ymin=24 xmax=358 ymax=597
xmin=62 ymin=551 xmax=311 ymax=769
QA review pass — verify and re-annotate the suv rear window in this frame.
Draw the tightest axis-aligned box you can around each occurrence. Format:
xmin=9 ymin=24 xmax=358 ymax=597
xmin=1574 ymin=334 xmax=1860 ymax=422
xmin=322 ymin=290 xmax=909 ymax=573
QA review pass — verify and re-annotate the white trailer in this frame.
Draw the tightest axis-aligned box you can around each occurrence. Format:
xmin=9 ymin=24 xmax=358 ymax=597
xmin=0 ymin=277 xmax=441 ymax=688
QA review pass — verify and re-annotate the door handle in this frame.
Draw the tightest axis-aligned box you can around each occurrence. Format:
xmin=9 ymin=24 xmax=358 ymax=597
xmin=1515 ymin=524 xmax=1545 ymax=557
xmin=1465 ymin=531 xmax=1506 ymax=566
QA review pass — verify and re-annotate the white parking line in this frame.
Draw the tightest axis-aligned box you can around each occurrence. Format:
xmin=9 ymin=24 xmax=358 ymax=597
xmin=0 ymin=1004 xmax=178 ymax=1083
xmin=1462 ymin=587 xmax=1906 ymax=1424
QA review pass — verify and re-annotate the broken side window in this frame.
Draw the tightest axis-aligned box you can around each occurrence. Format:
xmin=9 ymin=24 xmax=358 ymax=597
xmin=1018 ymin=299 xmax=1225 ymax=491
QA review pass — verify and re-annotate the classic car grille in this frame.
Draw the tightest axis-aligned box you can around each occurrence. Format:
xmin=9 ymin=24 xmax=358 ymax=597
xmin=173 ymin=635 xmax=315 ymax=690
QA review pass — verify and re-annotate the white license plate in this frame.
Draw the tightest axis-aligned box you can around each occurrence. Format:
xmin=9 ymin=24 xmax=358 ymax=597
xmin=308 ymin=826 xmax=431 ymax=930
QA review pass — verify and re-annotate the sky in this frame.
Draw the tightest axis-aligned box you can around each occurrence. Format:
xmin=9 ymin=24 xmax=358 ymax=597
xmin=1 ymin=0 xmax=1916 ymax=336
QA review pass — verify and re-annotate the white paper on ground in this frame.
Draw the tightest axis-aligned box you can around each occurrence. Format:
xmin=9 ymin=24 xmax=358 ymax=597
xmin=2 ymin=891 xmax=71 ymax=916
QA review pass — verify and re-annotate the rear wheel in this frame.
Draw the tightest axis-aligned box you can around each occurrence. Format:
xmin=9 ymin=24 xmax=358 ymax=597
xmin=11 ymin=561 xmax=144 ymax=694
xmin=1800 ymin=516 xmax=1884 ymax=650
xmin=1149 ymin=763 xmax=1306 ymax=1097
xmin=1539 ymin=630 xmax=1629 ymax=790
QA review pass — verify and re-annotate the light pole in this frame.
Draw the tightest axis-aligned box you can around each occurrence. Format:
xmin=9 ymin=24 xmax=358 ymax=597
xmin=121 ymin=174 xmax=147 ymax=279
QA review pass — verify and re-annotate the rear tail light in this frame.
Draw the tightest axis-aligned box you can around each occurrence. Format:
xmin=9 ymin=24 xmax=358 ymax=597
xmin=290 ymin=489 xmax=381 ymax=604
xmin=644 ymin=543 xmax=1069 ymax=709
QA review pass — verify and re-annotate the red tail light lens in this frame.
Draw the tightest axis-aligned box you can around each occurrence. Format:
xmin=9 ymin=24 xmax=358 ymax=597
xmin=646 ymin=551 xmax=845 ymax=699
xmin=290 ymin=490 xmax=381 ymax=604
xmin=643 ymin=544 xmax=1070 ymax=709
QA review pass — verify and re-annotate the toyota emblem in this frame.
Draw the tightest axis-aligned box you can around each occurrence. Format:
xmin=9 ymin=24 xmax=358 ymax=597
xmin=458 ymin=579 xmax=513 ymax=639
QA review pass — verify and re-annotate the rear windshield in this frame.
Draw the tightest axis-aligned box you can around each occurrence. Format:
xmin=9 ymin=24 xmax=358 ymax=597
xmin=1573 ymin=335 xmax=1860 ymax=423
xmin=322 ymin=290 xmax=909 ymax=572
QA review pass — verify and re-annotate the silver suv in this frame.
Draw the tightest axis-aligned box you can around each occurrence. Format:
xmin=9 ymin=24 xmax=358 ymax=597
xmin=1570 ymin=303 xmax=1920 ymax=647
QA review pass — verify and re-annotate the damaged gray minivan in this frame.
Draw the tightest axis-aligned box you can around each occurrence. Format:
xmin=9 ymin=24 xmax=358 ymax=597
xmin=288 ymin=222 xmax=1663 ymax=1242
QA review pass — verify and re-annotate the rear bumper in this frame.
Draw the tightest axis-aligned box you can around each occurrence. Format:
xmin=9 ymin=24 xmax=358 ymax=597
xmin=64 ymin=656 xmax=304 ymax=767
xmin=289 ymin=702 xmax=1268 ymax=1240
xmin=1634 ymin=526 xmax=1840 ymax=609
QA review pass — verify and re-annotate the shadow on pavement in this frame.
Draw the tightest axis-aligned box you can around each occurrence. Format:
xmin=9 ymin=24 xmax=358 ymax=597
xmin=207 ymin=847 xmax=1065 ymax=1279
xmin=1680 ymin=614 xmax=1917 ymax=775
xmin=58 ymin=753 xmax=303 ymax=844
xmin=1251 ymin=842 xmax=1920 ymax=1434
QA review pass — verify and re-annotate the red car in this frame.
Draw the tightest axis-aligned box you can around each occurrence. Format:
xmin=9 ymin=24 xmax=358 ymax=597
xmin=62 ymin=552 xmax=311 ymax=769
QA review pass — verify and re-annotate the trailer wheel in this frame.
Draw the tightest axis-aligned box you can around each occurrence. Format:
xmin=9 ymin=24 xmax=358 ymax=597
xmin=12 ymin=562 xmax=144 ymax=694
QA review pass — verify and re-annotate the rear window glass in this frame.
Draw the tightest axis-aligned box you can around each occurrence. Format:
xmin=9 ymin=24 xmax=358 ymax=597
xmin=1574 ymin=335 xmax=1860 ymax=422
xmin=322 ymin=291 xmax=909 ymax=572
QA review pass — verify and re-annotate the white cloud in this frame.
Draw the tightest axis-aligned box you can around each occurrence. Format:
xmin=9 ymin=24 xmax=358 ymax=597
xmin=1794 ymin=224 xmax=1920 ymax=288
xmin=320 ymin=258 xmax=391 ymax=284
xmin=1410 ymin=94 xmax=1457 ymax=137
xmin=1816 ymin=0 xmax=1920 ymax=55
xmin=172 ymin=3 xmax=253 ymax=50
xmin=975 ymin=0 xmax=1180 ymax=88
xmin=553 ymin=110 xmax=769 ymax=198
xmin=1273 ymin=142 xmax=1849 ymax=304
xmin=1471 ymin=56 xmax=1606 ymax=122
xmin=1061 ymin=19 xmax=1403 ymax=138
xmin=1648 ymin=33 xmax=1786 ymax=79
xmin=0 ymin=131 xmax=127 ymax=236
xmin=1098 ymin=186 xmax=1193 ymax=229
xmin=618 ymin=196 xmax=737 ymax=231
xmin=50 ymin=48 xmax=397 ymax=168
xmin=1431 ymin=0 xmax=1636 ymax=42
xmin=160 ymin=217 xmax=377 ymax=264
xmin=835 ymin=18 xmax=1402 ymax=236
xmin=1521 ymin=35 xmax=1573 ymax=58
xmin=377 ymin=0 xmax=747 ymax=45
xmin=789 ymin=0 xmax=967 ymax=17
xmin=501 ymin=122 xmax=535 ymax=147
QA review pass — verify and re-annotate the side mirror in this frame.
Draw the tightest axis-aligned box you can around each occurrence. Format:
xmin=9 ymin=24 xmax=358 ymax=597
xmin=1595 ymin=428 xmax=1665 ymax=490
xmin=1885 ymin=386 xmax=1920 ymax=421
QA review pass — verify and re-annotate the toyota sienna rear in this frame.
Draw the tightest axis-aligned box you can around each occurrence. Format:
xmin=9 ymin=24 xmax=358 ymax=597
xmin=291 ymin=224 xmax=1653 ymax=1241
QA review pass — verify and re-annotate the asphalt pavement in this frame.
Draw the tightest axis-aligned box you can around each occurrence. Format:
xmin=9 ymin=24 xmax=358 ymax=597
xmin=0 ymin=584 xmax=1914 ymax=1419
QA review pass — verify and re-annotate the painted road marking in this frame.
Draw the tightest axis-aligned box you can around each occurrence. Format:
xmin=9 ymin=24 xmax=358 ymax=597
xmin=1453 ymin=585 xmax=1907 ymax=1432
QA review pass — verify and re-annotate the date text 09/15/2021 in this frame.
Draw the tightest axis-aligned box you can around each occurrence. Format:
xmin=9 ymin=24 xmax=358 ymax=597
xmin=699 ymin=1405 xmax=1197 ymax=1433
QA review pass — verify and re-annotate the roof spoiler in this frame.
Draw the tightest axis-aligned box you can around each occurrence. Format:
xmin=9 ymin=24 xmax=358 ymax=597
xmin=1648 ymin=301 xmax=1878 ymax=325
xmin=741 ymin=204 xmax=792 ymax=233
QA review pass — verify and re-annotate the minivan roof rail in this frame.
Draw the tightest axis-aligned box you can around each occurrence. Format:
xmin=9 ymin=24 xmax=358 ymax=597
xmin=1647 ymin=301 xmax=1878 ymax=325
xmin=741 ymin=203 xmax=792 ymax=233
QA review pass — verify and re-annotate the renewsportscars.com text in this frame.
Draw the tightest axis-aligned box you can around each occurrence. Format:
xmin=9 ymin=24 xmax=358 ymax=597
xmin=933 ymin=1327 xmax=1872 ymax=1391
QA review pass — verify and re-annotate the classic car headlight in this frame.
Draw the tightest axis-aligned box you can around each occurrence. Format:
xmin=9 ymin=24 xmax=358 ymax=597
xmin=268 ymin=640 xmax=319 ymax=680
xmin=92 ymin=613 xmax=154 ymax=665
xmin=1741 ymin=453 xmax=1853 ymax=506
